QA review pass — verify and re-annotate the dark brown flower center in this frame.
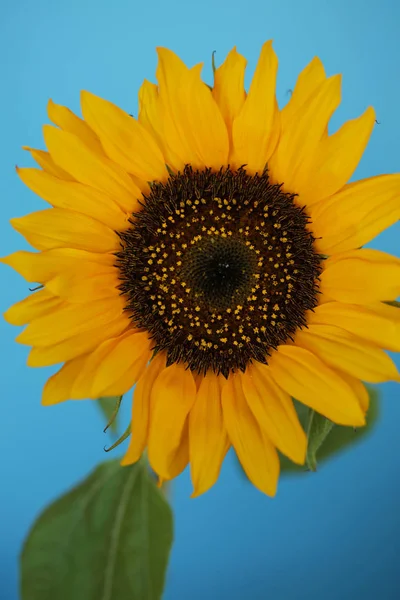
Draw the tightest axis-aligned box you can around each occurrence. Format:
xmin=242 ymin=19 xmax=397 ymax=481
xmin=115 ymin=166 xmax=322 ymax=377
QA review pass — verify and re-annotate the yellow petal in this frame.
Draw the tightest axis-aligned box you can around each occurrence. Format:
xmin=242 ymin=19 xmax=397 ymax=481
xmin=182 ymin=63 xmax=230 ymax=168
xmin=320 ymin=249 xmax=400 ymax=303
xmin=4 ymin=289 xmax=64 ymax=326
xmin=162 ymin=422 xmax=190 ymax=481
xmin=70 ymin=329 xmax=150 ymax=399
xmin=121 ymin=352 xmax=166 ymax=466
xmin=231 ymin=40 xmax=279 ymax=173
xmin=70 ymin=330 xmax=150 ymax=399
xmin=212 ymin=47 xmax=247 ymax=143
xmin=222 ymin=374 xmax=280 ymax=496
xmin=138 ymin=80 xmax=162 ymax=144
xmin=189 ymin=372 xmax=229 ymax=497
xmin=11 ymin=208 xmax=118 ymax=253
xmin=70 ymin=340 xmax=118 ymax=399
xmin=156 ymin=48 xmax=201 ymax=169
xmin=241 ymin=363 xmax=307 ymax=464
xmin=310 ymin=174 xmax=400 ymax=255
xmin=295 ymin=323 xmax=399 ymax=383
xmin=280 ymin=57 xmax=326 ymax=129
xmin=17 ymin=167 xmax=129 ymax=231
xmin=91 ymin=330 xmax=152 ymax=398
xmin=43 ymin=125 xmax=141 ymax=213
xmin=336 ymin=371 xmax=370 ymax=413
xmin=0 ymin=248 xmax=115 ymax=283
xmin=23 ymin=147 xmax=74 ymax=181
xmin=27 ymin=315 xmax=129 ymax=366
xmin=47 ymin=99 xmax=103 ymax=155
xmin=47 ymin=264 xmax=119 ymax=303
xmin=80 ymin=91 xmax=168 ymax=182
xmin=309 ymin=302 xmax=400 ymax=352
xmin=268 ymin=75 xmax=341 ymax=196
xmin=17 ymin=295 xmax=126 ymax=346
xmin=148 ymin=362 xmax=196 ymax=479
xmin=138 ymin=79 xmax=184 ymax=172
xmin=268 ymin=345 xmax=365 ymax=426
xmin=42 ymin=355 xmax=88 ymax=405
xmin=156 ymin=48 xmax=229 ymax=169
xmin=296 ymin=106 xmax=375 ymax=205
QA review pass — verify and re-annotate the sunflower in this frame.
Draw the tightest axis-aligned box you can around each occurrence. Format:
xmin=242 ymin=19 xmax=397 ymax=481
xmin=3 ymin=41 xmax=400 ymax=497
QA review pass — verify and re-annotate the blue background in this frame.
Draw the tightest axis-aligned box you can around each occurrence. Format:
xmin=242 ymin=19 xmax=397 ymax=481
xmin=1 ymin=0 xmax=400 ymax=598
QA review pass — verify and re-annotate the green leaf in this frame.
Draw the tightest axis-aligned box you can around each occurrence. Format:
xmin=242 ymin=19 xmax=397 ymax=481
xmin=305 ymin=411 xmax=334 ymax=471
xmin=280 ymin=386 xmax=380 ymax=475
xmin=96 ymin=396 xmax=122 ymax=434
xmin=21 ymin=458 xmax=174 ymax=600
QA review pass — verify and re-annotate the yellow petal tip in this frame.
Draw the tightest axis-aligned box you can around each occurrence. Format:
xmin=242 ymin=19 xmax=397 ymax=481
xmin=3 ymin=309 xmax=17 ymax=326
xmin=15 ymin=330 xmax=29 ymax=344
xmin=41 ymin=395 xmax=59 ymax=407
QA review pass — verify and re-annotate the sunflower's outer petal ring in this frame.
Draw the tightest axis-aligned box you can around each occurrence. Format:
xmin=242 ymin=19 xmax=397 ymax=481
xmin=295 ymin=106 xmax=375 ymax=205
xmin=47 ymin=99 xmax=104 ymax=155
xmin=269 ymin=75 xmax=341 ymax=197
xmin=43 ymin=126 xmax=141 ymax=213
xmin=17 ymin=168 xmax=129 ymax=231
xmin=295 ymin=324 xmax=400 ymax=383
xmin=80 ymin=91 xmax=168 ymax=183
xmin=310 ymin=175 xmax=400 ymax=255
xmin=17 ymin=295 xmax=126 ymax=347
xmin=212 ymin=47 xmax=247 ymax=147
xmin=280 ymin=56 xmax=327 ymax=129
xmin=189 ymin=372 xmax=229 ymax=497
xmin=241 ymin=364 xmax=307 ymax=464
xmin=0 ymin=249 xmax=115 ymax=283
xmin=22 ymin=147 xmax=74 ymax=181
xmin=148 ymin=362 xmax=196 ymax=480
xmin=10 ymin=208 xmax=118 ymax=253
xmin=308 ymin=302 xmax=400 ymax=352
xmin=222 ymin=374 xmax=280 ymax=497
xmin=121 ymin=353 xmax=166 ymax=466
xmin=4 ymin=289 xmax=64 ymax=326
xmin=268 ymin=345 xmax=365 ymax=426
xmin=42 ymin=355 xmax=89 ymax=405
xmin=320 ymin=249 xmax=400 ymax=304
xmin=231 ymin=40 xmax=280 ymax=174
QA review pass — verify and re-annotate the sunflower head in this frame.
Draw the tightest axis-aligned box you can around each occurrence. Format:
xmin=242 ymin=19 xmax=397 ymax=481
xmin=116 ymin=165 xmax=322 ymax=377
xmin=3 ymin=41 xmax=400 ymax=497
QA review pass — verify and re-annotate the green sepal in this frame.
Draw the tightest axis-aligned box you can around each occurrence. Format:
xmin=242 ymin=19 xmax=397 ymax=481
xmin=104 ymin=422 xmax=131 ymax=452
xmin=96 ymin=395 xmax=123 ymax=434
xmin=280 ymin=385 xmax=379 ymax=475
xmin=305 ymin=411 xmax=334 ymax=471
xmin=236 ymin=386 xmax=379 ymax=480
xmin=20 ymin=458 xmax=173 ymax=600
xmin=211 ymin=50 xmax=217 ymax=74
xmin=385 ymin=300 xmax=400 ymax=308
